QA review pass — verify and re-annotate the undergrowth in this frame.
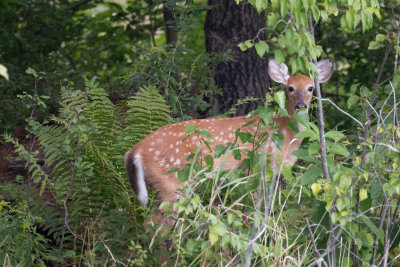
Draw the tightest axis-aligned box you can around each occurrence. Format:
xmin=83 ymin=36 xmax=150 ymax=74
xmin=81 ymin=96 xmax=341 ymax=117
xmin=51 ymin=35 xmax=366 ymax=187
xmin=1 ymin=68 xmax=399 ymax=266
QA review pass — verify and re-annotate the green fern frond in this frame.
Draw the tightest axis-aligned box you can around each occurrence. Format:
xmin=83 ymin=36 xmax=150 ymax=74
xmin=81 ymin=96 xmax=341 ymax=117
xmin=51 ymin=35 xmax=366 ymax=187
xmin=2 ymin=133 xmax=48 ymax=186
xmin=121 ymin=85 xmax=173 ymax=150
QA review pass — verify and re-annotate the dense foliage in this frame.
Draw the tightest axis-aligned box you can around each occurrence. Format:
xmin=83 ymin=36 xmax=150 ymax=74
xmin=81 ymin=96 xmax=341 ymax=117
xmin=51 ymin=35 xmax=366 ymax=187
xmin=1 ymin=0 xmax=400 ymax=266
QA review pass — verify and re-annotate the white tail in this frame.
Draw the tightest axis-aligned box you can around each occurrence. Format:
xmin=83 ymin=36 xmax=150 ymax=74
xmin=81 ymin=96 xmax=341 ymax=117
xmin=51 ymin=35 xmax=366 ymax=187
xmin=125 ymin=58 xmax=333 ymax=206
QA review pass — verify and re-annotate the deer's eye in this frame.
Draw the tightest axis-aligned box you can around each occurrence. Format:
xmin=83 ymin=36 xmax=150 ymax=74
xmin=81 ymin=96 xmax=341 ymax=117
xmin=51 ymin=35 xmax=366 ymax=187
xmin=308 ymin=86 xmax=313 ymax=92
xmin=288 ymin=86 xmax=294 ymax=92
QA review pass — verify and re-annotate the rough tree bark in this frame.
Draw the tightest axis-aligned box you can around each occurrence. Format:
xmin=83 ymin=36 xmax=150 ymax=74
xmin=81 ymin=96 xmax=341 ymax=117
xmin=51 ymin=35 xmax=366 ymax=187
xmin=205 ymin=0 xmax=270 ymax=116
xmin=163 ymin=5 xmax=177 ymax=46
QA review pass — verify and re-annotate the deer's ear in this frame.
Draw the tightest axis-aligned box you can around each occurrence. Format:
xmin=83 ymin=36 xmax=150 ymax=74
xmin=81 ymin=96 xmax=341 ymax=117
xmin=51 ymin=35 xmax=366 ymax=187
xmin=268 ymin=58 xmax=290 ymax=84
xmin=317 ymin=58 xmax=333 ymax=83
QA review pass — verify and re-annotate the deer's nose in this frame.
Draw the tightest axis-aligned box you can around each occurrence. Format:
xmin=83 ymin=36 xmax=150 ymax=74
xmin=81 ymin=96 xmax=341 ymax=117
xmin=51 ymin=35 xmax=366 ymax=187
xmin=295 ymin=103 xmax=307 ymax=110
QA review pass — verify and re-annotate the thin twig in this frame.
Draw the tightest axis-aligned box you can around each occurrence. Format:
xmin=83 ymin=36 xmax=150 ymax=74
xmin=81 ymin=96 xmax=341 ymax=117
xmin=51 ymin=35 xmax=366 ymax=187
xmin=305 ymin=218 xmax=328 ymax=267
xmin=320 ymin=98 xmax=364 ymax=127
xmin=374 ymin=142 xmax=399 ymax=153
xmin=103 ymin=242 xmax=128 ymax=267
xmin=371 ymin=198 xmax=390 ymax=266
xmin=308 ymin=15 xmax=336 ymax=267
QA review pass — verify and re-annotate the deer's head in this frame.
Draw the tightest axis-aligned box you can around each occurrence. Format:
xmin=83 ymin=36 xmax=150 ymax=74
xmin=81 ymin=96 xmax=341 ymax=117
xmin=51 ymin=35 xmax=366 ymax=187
xmin=268 ymin=58 xmax=333 ymax=115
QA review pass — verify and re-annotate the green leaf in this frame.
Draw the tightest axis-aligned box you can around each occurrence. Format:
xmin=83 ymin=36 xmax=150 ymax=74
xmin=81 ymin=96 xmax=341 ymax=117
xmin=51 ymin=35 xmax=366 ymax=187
xmin=320 ymin=10 xmax=328 ymax=22
xmin=325 ymin=130 xmax=345 ymax=141
xmin=209 ymin=232 xmax=218 ymax=245
xmin=274 ymin=49 xmax=286 ymax=64
xmin=211 ymin=222 xmax=227 ymax=236
xmin=308 ymin=142 xmax=320 ymax=155
xmin=238 ymin=43 xmax=247 ymax=51
xmin=227 ymin=213 xmax=235 ymax=225
xmin=311 ymin=183 xmax=322 ymax=195
xmin=345 ymin=11 xmax=354 ymax=30
xmin=295 ymin=128 xmax=318 ymax=141
xmin=0 ymin=64 xmax=9 ymax=81
xmin=368 ymin=41 xmax=381 ymax=50
xmin=371 ymin=179 xmax=384 ymax=207
xmin=291 ymin=148 xmax=309 ymax=158
xmin=360 ymin=231 xmax=374 ymax=246
xmin=26 ymin=67 xmax=38 ymax=78
xmin=197 ymin=129 xmax=212 ymax=138
xmin=361 ymin=10 xmax=373 ymax=33
xmin=272 ymin=130 xmax=284 ymax=151
xmin=300 ymin=165 xmax=322 ymax=185
xmin=233 ymin=149 xmax=241 ymax=160
xmin=328 ymin=143 xmax=349 ymax=157
xmin=339 ymin=175 xmax=352 ymax=190
xmin=271 ymin=0 xmax=280 ymax=10
xmin=375 ymin=33 xmax=386 ymax=42
xmin=280 ymin=0 xmax=288 ymax=17
xmin=185 ymin=124 xmax=198 ymax=135
xmin=256 ymin=107 xmax=274 ymax=125
xmin=281 ymin=162 xmax=293 ymax=181
xmin=214 ymin=144 xmax=227 ymax=158
xmin=253 ymin=0 xmax=268 ymax=13
xmin=205 ymin=155 xmax=213 ymax=170
xmin=293 ymin=110 xmax=310 ymax=127
xmin=347 ymin=95 xmax=360 ymax=108
xmin=353 ymin=13 xmax=361 ymax=28
xmin=359 ymin=188 xmax=368 ymax=201
xmin=238 ymin=132 xmax=252 ymax=143
xmin=238 ymin=39 xmax=254 ymax=51
xmin=274 ymin=90 xmax=286 ymax=109
xmin=255 ymin=41 xmax=269 ymax=58
xmin=287 ymin=120 xmax=299 ymax=133
xmin=311 ymin=5 xmax=320 ymax=21
xmin=267 ymin=12 xmax=280 ymax=27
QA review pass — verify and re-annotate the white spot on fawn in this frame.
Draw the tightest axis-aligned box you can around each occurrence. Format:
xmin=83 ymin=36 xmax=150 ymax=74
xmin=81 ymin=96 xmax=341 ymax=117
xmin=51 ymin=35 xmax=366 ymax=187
xmin=155 ymin=151 xmax=160 ymax=155
xmin=148 ymin=148 xmax=154 ymax=152
xmin=176 ymin=148 xmax=179 ymax=153
xmin=176 ymin=159 xmax=181 ymax=165
xmin=170 ymin=156 xmax=175 ymax=162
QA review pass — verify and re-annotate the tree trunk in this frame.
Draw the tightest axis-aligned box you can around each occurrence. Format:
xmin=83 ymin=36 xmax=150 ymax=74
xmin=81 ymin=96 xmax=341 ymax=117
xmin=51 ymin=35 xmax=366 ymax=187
xmin=205 ymin=0 xmax=270 ymax=116
xmin=163 ymin=4 xmax=177 ymax=46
